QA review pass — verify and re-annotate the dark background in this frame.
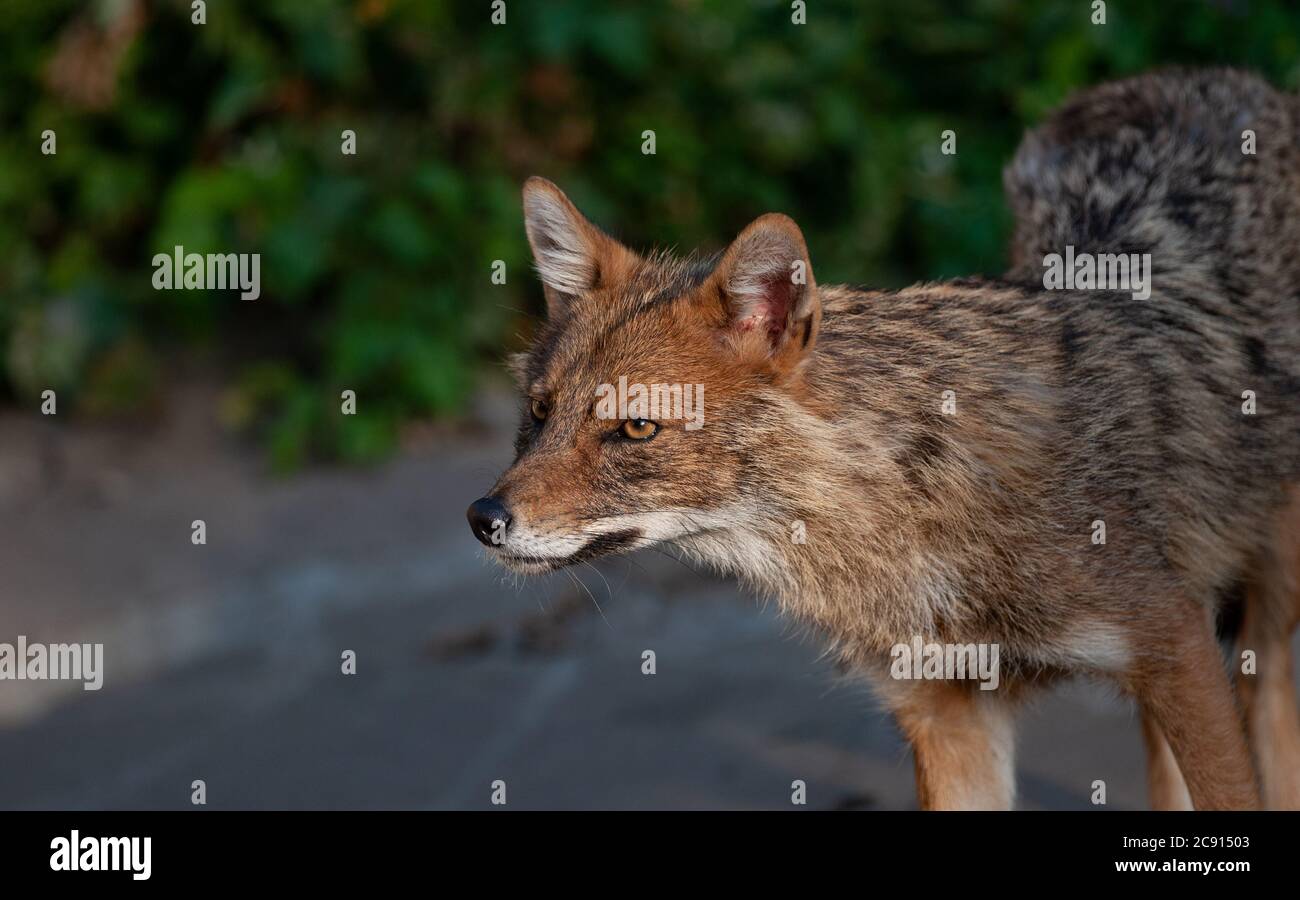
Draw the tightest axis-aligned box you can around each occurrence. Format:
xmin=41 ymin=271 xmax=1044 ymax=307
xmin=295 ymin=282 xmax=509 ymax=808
xmin=0 ymin=0 xmax=1297 ymax=809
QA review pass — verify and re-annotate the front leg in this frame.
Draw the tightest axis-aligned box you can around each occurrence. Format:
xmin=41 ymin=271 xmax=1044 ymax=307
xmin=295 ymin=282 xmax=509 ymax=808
xmin=883 ymin=679 xmax=1018 ymax=810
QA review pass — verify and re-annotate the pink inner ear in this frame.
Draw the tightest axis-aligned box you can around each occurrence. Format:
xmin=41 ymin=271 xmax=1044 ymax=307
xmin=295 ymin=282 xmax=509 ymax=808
xmin=736 ymin=272 xmax=797 ymax=343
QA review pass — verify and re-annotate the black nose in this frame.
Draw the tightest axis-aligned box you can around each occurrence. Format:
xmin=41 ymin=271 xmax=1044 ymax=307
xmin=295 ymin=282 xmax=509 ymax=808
xmin=467 ymin=496 xmax=512 ymax=547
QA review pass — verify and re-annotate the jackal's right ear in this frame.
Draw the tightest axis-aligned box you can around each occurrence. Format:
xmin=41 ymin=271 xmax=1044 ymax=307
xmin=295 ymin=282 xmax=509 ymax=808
xmin=522 ymin=177 xmax=638 ymax=318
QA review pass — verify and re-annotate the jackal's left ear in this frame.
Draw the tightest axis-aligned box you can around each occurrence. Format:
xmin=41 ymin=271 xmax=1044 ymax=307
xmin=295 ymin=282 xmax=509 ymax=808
xmin=710 ymin=213 xmax=820 ymax=367
xmin=522 ymin=177 xmax=639 ymax=318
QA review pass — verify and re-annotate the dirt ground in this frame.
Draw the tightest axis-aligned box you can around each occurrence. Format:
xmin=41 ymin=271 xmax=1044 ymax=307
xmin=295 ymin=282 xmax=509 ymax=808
xmin=1 ymin=377 xmax=1288 ymax=810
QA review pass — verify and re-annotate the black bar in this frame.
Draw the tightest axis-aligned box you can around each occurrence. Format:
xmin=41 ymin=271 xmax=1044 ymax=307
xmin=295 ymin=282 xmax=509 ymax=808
xmin=3 ymin=810 xmax=1288 ymax=885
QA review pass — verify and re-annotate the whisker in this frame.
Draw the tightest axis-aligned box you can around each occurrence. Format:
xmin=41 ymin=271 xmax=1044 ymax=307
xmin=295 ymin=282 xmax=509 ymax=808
xmin=645 ymin=541 xmax=711 ymax=579
xmin=561 ymin=565 xmax=611 ymax=631
xmin=579 ymin=560 xmax=616 ymax=629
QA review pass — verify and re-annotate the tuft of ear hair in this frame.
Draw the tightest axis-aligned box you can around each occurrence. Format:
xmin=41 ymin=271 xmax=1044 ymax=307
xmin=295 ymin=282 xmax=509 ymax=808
xmin=521 ymin=177 xmax=639 ymax=318
xmin=709 ymin=213 xmax=820 ymax=369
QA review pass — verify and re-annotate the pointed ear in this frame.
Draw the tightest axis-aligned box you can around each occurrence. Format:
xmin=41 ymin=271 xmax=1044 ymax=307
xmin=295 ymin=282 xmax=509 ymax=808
xmin=709 ymin=213 xmax=820 ymax=367
xmin=521 ymin=177 xmax=639 ymax=318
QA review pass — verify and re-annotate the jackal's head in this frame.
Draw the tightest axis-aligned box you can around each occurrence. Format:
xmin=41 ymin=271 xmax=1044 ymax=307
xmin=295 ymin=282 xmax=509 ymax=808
xmin=468 ymin=177 xmax=821 ymax=575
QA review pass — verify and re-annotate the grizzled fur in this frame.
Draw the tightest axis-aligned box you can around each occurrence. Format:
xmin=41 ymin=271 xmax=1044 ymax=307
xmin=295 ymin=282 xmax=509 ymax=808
xmin=474 ymin=69 xmax=1300 ymax=809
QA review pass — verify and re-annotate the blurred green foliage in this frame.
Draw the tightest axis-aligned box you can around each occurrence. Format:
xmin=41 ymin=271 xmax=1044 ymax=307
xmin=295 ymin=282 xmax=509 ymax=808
xmin=2 ymin=0 xmax=1298 ymax=469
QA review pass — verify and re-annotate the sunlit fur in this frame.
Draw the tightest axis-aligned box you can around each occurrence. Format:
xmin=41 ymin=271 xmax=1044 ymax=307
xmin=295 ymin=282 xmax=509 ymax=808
xmin=480 ymin=69 xmax=1300 ymax=810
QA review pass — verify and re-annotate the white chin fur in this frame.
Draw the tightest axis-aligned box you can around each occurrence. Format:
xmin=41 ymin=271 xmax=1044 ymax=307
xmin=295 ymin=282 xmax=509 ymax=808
xmin=486 ymin=504 xmax=753 ymax=572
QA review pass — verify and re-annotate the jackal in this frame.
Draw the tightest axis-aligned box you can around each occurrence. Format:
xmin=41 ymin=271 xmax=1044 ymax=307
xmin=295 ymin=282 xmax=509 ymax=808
xmin=469 ymin=68 xmax=1300 ymax=810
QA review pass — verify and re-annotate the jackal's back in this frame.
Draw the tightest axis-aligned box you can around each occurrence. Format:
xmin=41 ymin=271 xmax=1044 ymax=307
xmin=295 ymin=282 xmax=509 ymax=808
xmin=1003 ymin=68 xmax=1300 ymax=438
xmin=1001 ymin=69 xmax=1300 ymax=583
xmin=791 ymin=70 xmax=1300 ymax=658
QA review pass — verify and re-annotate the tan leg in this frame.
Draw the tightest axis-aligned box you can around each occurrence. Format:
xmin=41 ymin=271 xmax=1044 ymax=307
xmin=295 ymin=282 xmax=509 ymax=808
xmin=1235 ymin=485 xmax=1300 ymax=809
xmin=1130 ymin=608 xmax=1258 ymax=810
xmin=1140 ymin=711 xmax=1193 ymax=810
xmin=888 ymin=680 xmax=1016 ymax=810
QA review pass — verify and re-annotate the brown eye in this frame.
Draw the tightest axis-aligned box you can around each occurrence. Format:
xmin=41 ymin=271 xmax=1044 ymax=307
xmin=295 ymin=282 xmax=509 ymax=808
xmin=530 ymin=398 xmax=549 ymax=421
xmin=621 ymin=419 xmax=658 ymax=440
